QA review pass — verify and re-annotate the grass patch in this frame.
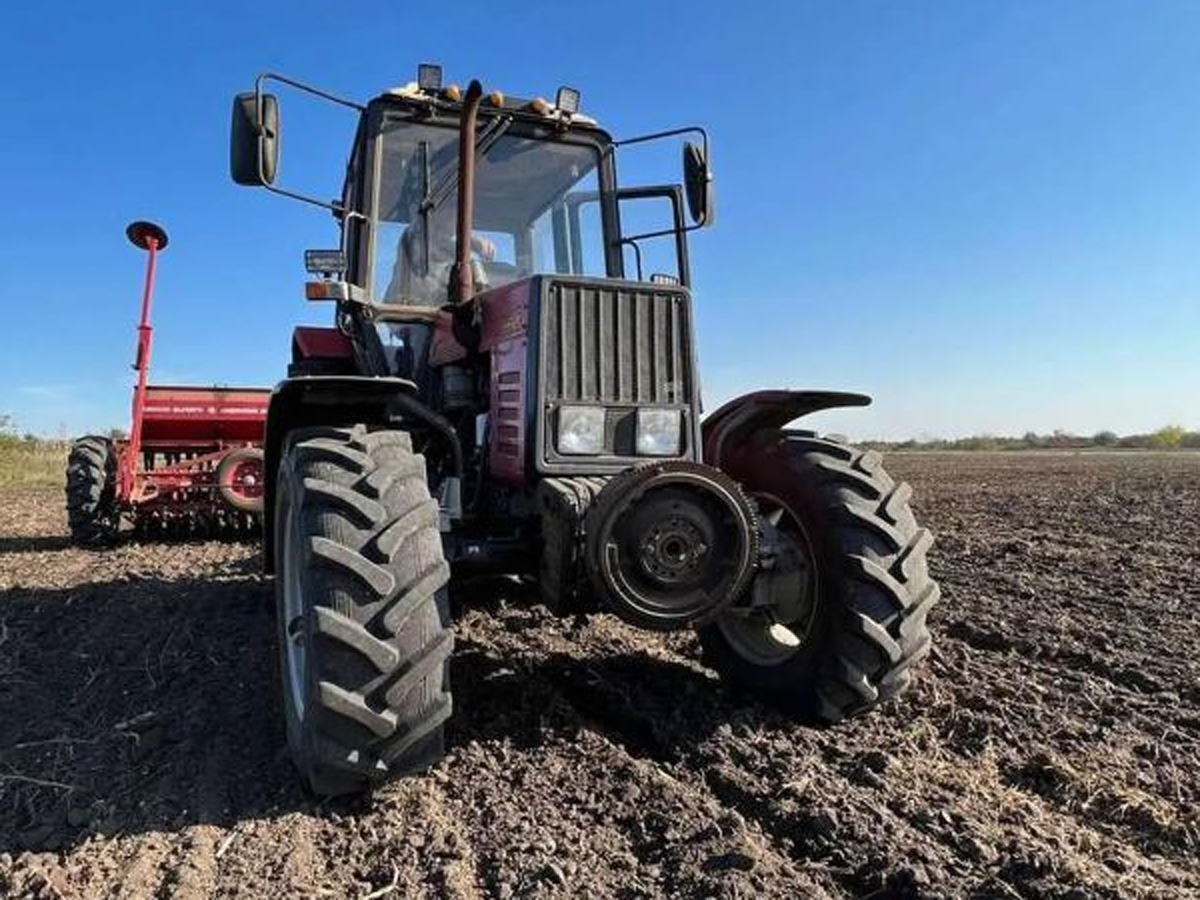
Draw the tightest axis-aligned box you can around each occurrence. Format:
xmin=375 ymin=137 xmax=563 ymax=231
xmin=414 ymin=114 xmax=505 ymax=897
xmin=0 ymin=439 xmax=67 ymax=490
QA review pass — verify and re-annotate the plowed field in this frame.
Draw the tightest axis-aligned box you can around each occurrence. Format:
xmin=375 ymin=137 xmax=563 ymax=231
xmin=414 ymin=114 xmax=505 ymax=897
xmin=1 ymin=452 xmax=1197 ymax=899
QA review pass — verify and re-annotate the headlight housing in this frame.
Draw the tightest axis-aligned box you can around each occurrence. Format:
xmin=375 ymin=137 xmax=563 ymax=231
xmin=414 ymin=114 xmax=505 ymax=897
xmin=636 ymin=408 xmax=682 ymax=456
xmin=557 ymin=405 xmax=605 ymax=455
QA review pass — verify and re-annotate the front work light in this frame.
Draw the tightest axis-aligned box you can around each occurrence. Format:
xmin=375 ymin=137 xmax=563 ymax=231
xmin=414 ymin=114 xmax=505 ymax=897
xmin=304 ymin=249 xmax=346 ymax=277
xmin=636 ymin=408 xmax=682 ymax=456
xmin=557 ymin=405 xmax=605 ymax=455
xmin=418 ymin=63 xmax=443 ymax=92
xmin=555 ymin=86 xmax=580 ymax=114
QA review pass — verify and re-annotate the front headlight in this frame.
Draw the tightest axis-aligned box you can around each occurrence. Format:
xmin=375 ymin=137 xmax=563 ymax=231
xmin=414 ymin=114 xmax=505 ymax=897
xmin=636 ymin=408 xmax=682 ymax=456
xmin=557 ymin=405 xmax=605 ymax=455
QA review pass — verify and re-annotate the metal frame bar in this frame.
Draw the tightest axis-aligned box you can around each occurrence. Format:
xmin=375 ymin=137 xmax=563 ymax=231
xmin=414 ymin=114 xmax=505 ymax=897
xmin=121 ymin=236 xmax=161 ymax=500
xmin=252 ymin=73 xmax=367 ymax=215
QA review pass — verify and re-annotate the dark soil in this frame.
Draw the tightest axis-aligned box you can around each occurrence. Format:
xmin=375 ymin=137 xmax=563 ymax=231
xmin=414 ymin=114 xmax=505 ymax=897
xmin=1 ymin=452 xmax=1197 ymax=899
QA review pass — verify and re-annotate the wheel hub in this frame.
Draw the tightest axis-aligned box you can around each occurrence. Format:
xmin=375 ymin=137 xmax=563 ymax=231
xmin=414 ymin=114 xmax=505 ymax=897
xmin=229 ymin=459 xmax=264 ymax=499
xmin=639 ymin=517 xmax=709 ymax=583
xmin=584 ymin=462 xmax=759 ymax=631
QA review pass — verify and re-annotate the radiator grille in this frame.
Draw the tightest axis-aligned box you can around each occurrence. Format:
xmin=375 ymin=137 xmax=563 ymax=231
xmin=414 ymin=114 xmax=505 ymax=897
xmin=543 ymin=281 xmax=692 ymax=405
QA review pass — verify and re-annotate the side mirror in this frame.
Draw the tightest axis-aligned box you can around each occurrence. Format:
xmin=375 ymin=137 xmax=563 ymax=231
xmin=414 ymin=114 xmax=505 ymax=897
xmin=683 ymin=142 xmax=714 ymax=227
xmin=230 ymin=92 xmax=279 ymax=186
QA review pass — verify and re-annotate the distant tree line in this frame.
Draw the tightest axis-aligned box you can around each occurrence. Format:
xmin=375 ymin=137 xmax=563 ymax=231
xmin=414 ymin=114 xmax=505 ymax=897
xmin=863 ymin=425 xmax=1199 ymax=452
xmin=0 ymin=414 xmax=124 ymax=450
xmin=2 ymin=412 xmax=1196 ymax=457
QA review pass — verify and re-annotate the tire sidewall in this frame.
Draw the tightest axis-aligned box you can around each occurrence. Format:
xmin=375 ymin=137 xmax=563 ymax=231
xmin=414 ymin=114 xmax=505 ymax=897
xmin=274 ymin=451 xmax=317 ymax=779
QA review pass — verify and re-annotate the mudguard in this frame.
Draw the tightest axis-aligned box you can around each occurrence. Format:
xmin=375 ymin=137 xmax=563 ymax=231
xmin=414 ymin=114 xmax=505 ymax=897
xmin=702 ymin=390 xmax=870 ymax=469
xmin=261 ymin=376 xmax=417 ymax=571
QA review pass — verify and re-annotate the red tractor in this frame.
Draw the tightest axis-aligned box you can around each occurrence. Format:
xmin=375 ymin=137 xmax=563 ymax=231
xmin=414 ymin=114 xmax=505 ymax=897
xmin=65 ymin=223 xmax=269 ymax=543
xmin=229 ymin=67 xmax=939 ymax=795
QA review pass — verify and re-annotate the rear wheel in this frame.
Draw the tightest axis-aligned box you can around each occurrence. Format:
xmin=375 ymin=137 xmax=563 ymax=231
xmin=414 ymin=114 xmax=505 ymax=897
xmin=275 ymin=425 xmax=453 ymax=795
xmin=700 ymin=431 xmax=939 ymax=721
xmin=65 ymin=436 xmax=118 ymax=546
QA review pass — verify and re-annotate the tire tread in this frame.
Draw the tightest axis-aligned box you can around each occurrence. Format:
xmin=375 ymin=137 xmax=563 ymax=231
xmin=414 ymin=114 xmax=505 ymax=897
xmin=701 ymin=430 xmax=938 ymax=722
xmin=278 ymin=424 xmax=451 ymax=795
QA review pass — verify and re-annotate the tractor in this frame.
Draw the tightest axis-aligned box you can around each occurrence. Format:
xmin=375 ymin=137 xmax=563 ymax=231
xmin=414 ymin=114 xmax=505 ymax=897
xmin=228 ymin=66 xmax=939 ymax=795
xmin=65 ymin=223 xmax=269 ymax=544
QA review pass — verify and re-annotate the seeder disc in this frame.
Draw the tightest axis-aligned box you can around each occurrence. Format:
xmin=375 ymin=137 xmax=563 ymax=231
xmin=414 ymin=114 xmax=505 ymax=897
xmin=126 ymin=220 xmax=169 ymax=251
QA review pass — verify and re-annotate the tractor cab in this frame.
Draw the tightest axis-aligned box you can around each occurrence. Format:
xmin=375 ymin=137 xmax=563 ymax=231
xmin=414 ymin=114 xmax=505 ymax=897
xmin=364 ymin=89 xmax=612 ymax=305
xmin=231 ymin=66 xmax=711 ymax=307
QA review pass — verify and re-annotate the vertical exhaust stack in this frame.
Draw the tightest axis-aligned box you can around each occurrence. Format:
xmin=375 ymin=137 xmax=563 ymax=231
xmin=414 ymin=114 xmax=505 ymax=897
xmin=451 ymin=79 xmax=484 ymax=304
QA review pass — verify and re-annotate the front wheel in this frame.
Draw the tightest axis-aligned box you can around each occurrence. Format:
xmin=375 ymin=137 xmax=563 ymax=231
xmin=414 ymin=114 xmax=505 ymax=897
xmin=699 ymin=432 xmax=939 ymax=721
xmin=275 ymin=425 xmax=453 ymax=795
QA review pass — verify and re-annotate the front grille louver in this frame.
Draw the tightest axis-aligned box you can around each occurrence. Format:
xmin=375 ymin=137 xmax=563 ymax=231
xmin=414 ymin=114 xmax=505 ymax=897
xmin=543 ymin=281 xmax=692 ymax=406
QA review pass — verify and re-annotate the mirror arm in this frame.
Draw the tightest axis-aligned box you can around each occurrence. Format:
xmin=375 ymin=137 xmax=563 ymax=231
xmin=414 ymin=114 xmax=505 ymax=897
xmin=609 ymin=127 xmax=713 ymax=228
xmin=619 ymin=221 xmax=704 ymax=243
xmin=254 ymin=72 xmax=365 ymax=113
xmin=612 ymin=125 xmax=708 ymax=156
xmin=262 ymin=183 xmax=352 ymax=215
xmin=249 ymin=72 xmax=367 ymax=215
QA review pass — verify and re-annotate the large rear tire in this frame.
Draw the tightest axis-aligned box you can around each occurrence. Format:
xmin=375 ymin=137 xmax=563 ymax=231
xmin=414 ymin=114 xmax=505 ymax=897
xmin=275 ymin=425 xmax=453 ymax=795
xmin=65 ymin=436 xmax=118 ymax=546
xmin=699 ymin=431 xmax=939 ymax=721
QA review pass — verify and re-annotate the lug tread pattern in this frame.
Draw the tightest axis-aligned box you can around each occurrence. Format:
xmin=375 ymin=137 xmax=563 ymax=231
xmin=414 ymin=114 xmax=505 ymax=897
xmin=882 ymin=482 xmax=913 ymax=525
xmin=292 ymin=439 xmax=372 ymax=474
xmin=836 ymin=656 xmax=879 ymax=705
xmin=302 ymin=478 xmax=386 ymax=527
xmin=317 ymin=681 xmax=398 ymax=737
xmin=379 ymin=630 xmax=455 ymax=707
xmin=878 ymin=633 xmax=933 ymax=696
xmin=308 ymin=536 xmax=396 ymax=597
xmin=312 ymin=606 xmax=399 ymax=673
xmin=837 ymin=499 xmax=904 ymax=552
xmin=379 ymin=562 xmax=452 ymax=634
xmin=850 ymin=612 xmax=902 ymax=664
xmin=372 ymin=500 xmax=441 ymax=560
xmin=899 ymin=582 xmax=941 ymax=642
xmin=817 ymin=444 xmax=938 ymax=720
xmin=380 ymin=695 xmax=453 ymax=767
xmin=702 ymin=429 xmax=939 ymax=723
xmin=896 ymin=528 xmax=934 ymax=581
xmin=313 ymin=736 xmax=390 ymax=779
xmin=65 ymin=436 xmax=118 ymax=546
xmin=279 ymin=425 xmax=452 ymax=795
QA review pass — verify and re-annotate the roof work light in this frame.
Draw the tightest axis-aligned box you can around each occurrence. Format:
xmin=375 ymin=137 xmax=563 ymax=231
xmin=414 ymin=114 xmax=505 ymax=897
xmin=417 ymin=63 xmax=443 ymax=92
xmin=555 ymin=86 xmax=580 ymax=114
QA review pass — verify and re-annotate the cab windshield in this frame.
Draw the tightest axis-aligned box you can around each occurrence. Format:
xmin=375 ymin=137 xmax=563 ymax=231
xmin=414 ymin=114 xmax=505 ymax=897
xmin=372 ymin=118 xmax=606 ymax=305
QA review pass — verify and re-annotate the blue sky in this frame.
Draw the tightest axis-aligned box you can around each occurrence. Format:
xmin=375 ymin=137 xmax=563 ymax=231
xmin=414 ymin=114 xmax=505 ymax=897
xmin=1 ymin=2 xmax=1196 ymax=440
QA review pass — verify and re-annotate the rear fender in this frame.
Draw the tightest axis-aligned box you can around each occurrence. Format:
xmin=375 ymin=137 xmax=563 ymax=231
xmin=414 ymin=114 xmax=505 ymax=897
xmin=262 ymin=376 xmax=417 ymax=572
xmin=702 ymin=390 xmax=870 ymax=469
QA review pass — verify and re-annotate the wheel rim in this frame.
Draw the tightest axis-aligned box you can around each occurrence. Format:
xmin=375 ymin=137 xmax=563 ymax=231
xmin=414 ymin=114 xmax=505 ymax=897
xmin=226 ymin=457 xmax=264 ymax=501
xmin=715 ymin=493 xmax=818 ymax=666
xmin=281 ymin=483 xmax=308 ymax=720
